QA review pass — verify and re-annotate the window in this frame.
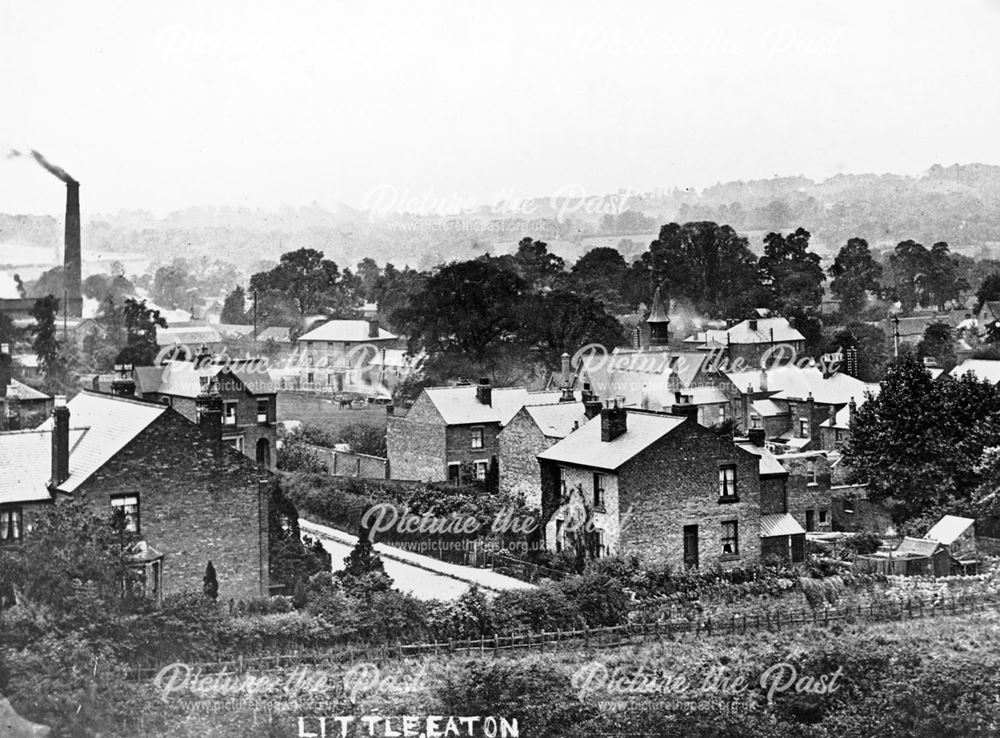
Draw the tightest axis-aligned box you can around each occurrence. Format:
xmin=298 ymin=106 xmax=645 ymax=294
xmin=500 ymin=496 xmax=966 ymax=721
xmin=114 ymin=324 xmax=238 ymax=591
xmin=593 ymin=473 xmax=606 ymax=509
xmin=111 ymin=494 xmax=140 ymax=534
xmin=474 ymin=460 xmax=488 ymax=481
xmin=0 ymin=507 xmax=22 ymax=544
xmin=307 ymin=372 xmax=314 ymax=383
xmin=257 ymin=400 xmax=268 ymax=424
xmin=559 ymin=467 xmax=568 ymax=494
xmin=223 ymin=401 xmax=238 ymax=426
xmin=721 ymin=520 xmax=739 ymax=556
xmin=224 ymin=436 xmax=244 ymax=453
xmin=750 ymin=415 xmax=762 ymax=430
xmin=799 ymin=418 xmax=809 ymax=437
xmin=807 ymin=460 xmax=818 ymax=484
xmin=718 ymin=465 xmax=738 ymax=501
xmin=819 ymin=509 xmax=828 ymax=524
xmin=717 ymin=406 xmax=726 ymax=422
xmin=470 ymin=426 xmax=484 ymax=449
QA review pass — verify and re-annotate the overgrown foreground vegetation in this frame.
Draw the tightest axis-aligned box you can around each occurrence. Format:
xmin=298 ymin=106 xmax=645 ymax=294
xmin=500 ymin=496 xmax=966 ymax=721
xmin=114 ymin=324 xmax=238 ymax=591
xmin=2 ymin=501 xmax=998 ymax=737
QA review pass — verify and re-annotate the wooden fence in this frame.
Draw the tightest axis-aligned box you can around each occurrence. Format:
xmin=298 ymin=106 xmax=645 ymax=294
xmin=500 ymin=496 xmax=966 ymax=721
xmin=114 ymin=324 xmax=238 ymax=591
xmin=126 ymin=591 xmax=999 ymax=680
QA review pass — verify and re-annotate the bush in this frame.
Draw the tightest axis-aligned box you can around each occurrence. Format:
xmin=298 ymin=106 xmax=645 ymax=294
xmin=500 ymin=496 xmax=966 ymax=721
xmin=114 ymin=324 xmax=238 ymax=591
xmin=556 ymin=572 xmax=630 ymax=628
xmin=492 ymin=583 xmax=583 ymax=634
xmin=426 ymin=585 xmax=494 ymax=640
xmin=845 ymin=531 xmax=883 ymax=555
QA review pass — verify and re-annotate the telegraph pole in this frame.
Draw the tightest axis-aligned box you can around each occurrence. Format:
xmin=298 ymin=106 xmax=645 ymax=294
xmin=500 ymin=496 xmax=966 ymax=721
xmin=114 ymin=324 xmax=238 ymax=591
xmin=892 ymin=316 xmax=900 ymax=358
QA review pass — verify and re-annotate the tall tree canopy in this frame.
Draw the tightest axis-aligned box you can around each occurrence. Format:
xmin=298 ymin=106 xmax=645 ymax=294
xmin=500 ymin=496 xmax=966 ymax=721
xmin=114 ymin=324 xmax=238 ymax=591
xmin=249 ymin=248 xmax=351 ymax=322
xmin=828 ymin=237 xmax=882 ymax=316
xmin=758 ymin=227 xmax=825 ymax=312
xmin=518 ymin=290 xmax=626 ymax=368
xmin=395 ymin=257 xmax=525 ymax=365
xmin=845 ymin=354 xmax=1000 ymax=530
xmin=640 ymin=221 xmax=761 ymax=317
xmin=30 ymin=295 xmax=68 ymax=392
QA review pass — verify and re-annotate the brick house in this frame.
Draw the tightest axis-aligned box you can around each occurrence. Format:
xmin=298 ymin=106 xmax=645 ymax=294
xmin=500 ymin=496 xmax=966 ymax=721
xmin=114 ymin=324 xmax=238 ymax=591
xmin=0 ymin=391 xmax=270 ymax=601
xmin=387 ymin=379 xmax=568 ymax=483
xmin=537 ymin=403 xmax=762 ymax=569
xmin=129 ymin=360 xmax=278 ymax=469
xmin=773 ymin=451 xmax=833 ymax=533
xmin=499 ymin=399 xmax=592 ymax=507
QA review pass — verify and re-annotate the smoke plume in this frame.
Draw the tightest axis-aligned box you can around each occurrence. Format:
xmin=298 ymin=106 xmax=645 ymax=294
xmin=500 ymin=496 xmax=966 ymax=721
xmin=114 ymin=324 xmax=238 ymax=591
xmin=6 ymin=148 xmax=77 ymax=184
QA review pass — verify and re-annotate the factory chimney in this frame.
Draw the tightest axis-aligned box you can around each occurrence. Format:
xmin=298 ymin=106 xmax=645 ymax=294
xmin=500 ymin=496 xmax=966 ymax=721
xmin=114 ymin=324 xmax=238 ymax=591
xmin=64 ymin=181 xmax=82 ymax=318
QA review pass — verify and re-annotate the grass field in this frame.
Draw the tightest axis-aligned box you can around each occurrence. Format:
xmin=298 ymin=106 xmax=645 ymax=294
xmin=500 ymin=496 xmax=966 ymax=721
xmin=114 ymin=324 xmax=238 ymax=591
xmin=276 ymin=391 xmax=387 ymax=430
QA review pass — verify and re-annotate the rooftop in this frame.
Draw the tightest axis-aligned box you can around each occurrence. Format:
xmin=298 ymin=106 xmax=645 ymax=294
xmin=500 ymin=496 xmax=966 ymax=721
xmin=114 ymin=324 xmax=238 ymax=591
xmin=925 ymin=515 xmax=975 ymax=545
xmin=949 ymin=359 xmax=1000 ymax=385
xmin=523 ymin=402 xmax=588 ymax=439
xmin=727 ymin=365 xmax=879 ymax=406
xmin=537 ymin=410 xmax=687 ymax=471
xmin=0 ymin=391 xmax=166 ymax=503
xmin=298 ymin=320 xmax=396 ymax=343
xmin=759 ymin=512 xmax=806 ymax=538
xmin=684 ymin=317 xmax=805 ymax=347
xmin=6 ymin=378 xmax=50 ymax=402
xmin=423 ymin=386 xmax=569 ymax=426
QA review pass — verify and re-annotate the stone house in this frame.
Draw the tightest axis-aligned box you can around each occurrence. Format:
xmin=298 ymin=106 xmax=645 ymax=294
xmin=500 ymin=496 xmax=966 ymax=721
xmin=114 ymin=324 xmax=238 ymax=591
xmin=292 ymin=318 xmax=400 ymax=394
xmin=773 ymin=451 xmax=833 ymax=533
xmin=0 ymin=391 xmax=271 ymax=601
xmin=387 ymin=379 xmax=569 ymax=484
xmin=683 ymin=316 xmax=806 ymax=369
xmin=737 ymin=431 xmax=806 ymax=563
xmin=536 ymin=403 xmax=762 ymax=569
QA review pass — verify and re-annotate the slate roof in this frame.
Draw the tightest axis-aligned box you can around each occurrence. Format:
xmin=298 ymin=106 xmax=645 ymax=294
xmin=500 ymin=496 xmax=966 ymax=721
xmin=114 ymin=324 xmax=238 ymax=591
xmin=156 ymin=325 xmax=225 ymax=346
xmin=6 ymin=378 xmax=49 ymax=402
xmin=759 ymin=513 xmax=806 ymax=538
xmin=925 ymin=515 xmax=975 ymax=545
xmin=298 ymin=320 xmax=396 ymax=342
xmin=0 ymin=392 xmax=166 ymax=502
xmin=424 ymin=386 xmax=568 ymax=426
xmin=256 ymin=326 xmax=293 ymax=344
xmin=537 ymin=411 xmax=686 ymax=471
xmin=684 ymin=317 xmax=805 ymax=347
xmin=751 ymin=399 xmax=785 ymax=417
xmin=524 ymin=403 xmax=587 ymax=439
xmin=726 ymin=365 xmax=879 ymax=406
xmin=149 ymin=361 xmax=274 ymax=398
xmin=949 ymin=359 xmax=1000 ymax=385
xmin=737 ymin=442 xmax=788 ymax=477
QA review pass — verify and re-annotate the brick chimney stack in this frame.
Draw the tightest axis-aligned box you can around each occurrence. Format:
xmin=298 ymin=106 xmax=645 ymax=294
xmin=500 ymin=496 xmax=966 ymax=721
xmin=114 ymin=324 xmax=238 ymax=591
xmin=670 ymin=391 xmax=699 ymax=421
xmin=64 ymin=181 xmax=83 ymax=318
xmin=195 ymin=376 xmax=223 ymax=446
xmin=50 ymin=396 xmax=70 ymax=488
xmin=748 ymin=428 xmax=766 ymax=447
xmin=475 ymin=377 xmax=492 ymax=406
xmin=600 ymin=398 xmax=627 ymax=442
xmin=368 ymin=318 xmax=380 ymax=339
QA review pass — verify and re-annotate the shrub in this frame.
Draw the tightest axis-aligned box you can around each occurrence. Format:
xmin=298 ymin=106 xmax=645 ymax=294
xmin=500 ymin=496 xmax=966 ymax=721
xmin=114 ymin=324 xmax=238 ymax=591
xmin=556 ymin=572 xmax=630 ymax=628
xmin=492 ymin=583 xmax=583 ymax=634
xmin=845 ymin=531 xmax=883 ymax=555
xmin=426 ymin=585 xmax=494 ymax=640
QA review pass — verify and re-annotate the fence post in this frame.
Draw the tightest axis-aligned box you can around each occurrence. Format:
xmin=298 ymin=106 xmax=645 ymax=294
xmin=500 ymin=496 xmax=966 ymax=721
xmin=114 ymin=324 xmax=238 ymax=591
xmin=584 ymin=626 xmax=590 ymax=648
xmin=493 ymin=634 xmax=499 ymax=656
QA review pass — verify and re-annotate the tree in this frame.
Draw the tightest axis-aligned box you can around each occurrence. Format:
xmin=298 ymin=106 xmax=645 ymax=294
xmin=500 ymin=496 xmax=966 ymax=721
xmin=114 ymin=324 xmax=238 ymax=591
xmin=336 ymin=523 xmax=393 ymax=595
xmin=220 ymin=285 xmax=248 ymax=324
xmin=923 ymin=242 xmax=968 ymax=311
xmin=758 ymin=227 xmax=825 ymax=312
xmin=202 ymin=561 xmax=218 ymax=600
xmin=115 ymin=299 xmax=167 ymax=366
xmin=570 ymin=247 xmax=628 ymax=308
xmin=974 ymin=272 xmax=1000 ymax=313
xmin=825 ymin=322 xmax=890 ymax=382
xmin=30 ymin=295 xmax=68 ymax=392
xmin=917 ymin=322 xmax=956 ymax=369
xmin=510 ymin=237 xmax=565 ymax=291
xmin=396 ymin=257 xmax=525 ymax=366
xmin=888 ymin=240 xmax=930 ymax=314
xmin=151 ymin=261 xmax=193 ymax=310
xmin=640 ymin=221 xmax=762 ymax=316
xmin=249 ymin=248 xmax=350 ymax=321
xmin=518 ymin=290 xmax=626 ymax=368
xmin=844 ymin=354 xmax=1000 ymax=527
xmin=829 ymin=237 xmax=883 ymax=315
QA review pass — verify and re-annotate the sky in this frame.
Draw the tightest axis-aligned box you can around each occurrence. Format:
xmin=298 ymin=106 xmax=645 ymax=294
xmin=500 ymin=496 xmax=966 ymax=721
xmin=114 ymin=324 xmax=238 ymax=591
xmin=1 ymin=0 xmax=999 ymax=217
